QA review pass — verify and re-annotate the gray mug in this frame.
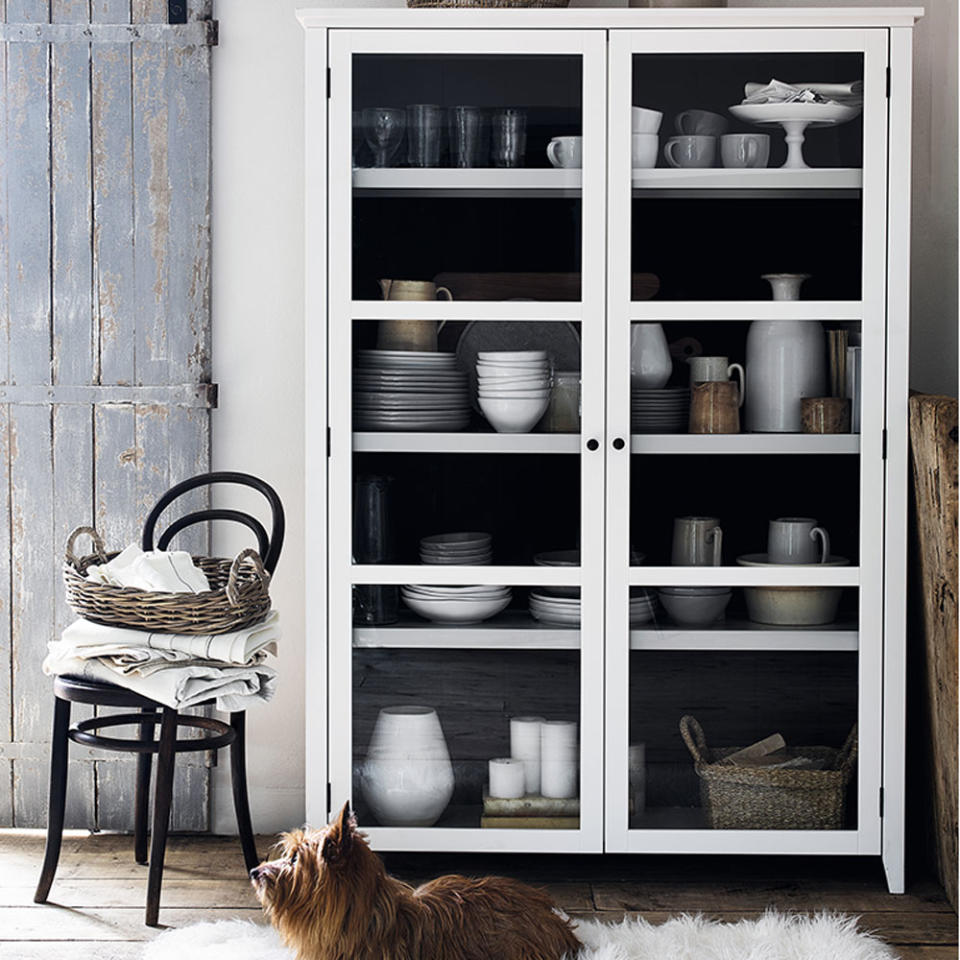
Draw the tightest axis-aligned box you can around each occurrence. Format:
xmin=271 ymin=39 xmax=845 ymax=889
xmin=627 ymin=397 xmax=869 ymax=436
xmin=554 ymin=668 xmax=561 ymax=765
xmin=768 ymin=517 xmax=831 ymax=564
xmin=672 ymin=516 xmax=723 ymax=566
xmin=720 ymin=133 xmax=770 ymax=169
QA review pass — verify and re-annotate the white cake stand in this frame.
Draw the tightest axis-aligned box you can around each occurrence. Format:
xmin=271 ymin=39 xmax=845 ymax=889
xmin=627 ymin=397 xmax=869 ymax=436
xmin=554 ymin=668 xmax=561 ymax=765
xmin=728 ymin=102 xmax=862 ymax=169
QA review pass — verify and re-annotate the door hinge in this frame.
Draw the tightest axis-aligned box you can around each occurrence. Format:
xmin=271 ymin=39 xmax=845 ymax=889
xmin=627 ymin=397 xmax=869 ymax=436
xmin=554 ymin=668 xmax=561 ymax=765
xmin=327 ymin=426 xmax=332 ymax=457
xmin=326 ymin=782 xmax=332 ymax=816
xmin=886 ymin=66 xmax=891 ymax=98
xmin=879 ymin=786 xmax=885 ymax=817
xmin=882 ymin=428 xmax=888 ymax=460
xmin=327 ymin=67 xmax=331 ymax=99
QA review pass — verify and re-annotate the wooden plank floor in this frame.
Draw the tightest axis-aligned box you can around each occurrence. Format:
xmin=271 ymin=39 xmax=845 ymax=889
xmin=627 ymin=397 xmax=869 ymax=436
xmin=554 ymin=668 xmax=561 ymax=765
xmin=0 ymin=830 xmax=955 ymax=958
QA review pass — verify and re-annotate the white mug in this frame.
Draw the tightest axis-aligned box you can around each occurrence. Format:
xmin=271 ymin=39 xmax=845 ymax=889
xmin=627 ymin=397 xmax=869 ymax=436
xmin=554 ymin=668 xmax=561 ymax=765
xmin=672 ymin=516 xmax=723 ymax=567
xmin=632 ymin=106 xmax=663 ymax=134
xmin=768 ymin=517 xmax=831 ymax=564
xmin=632 ymin=134 xmax=658 ymax=169
xmin=721 ymin=133 xmax=770 ymax=169
xmin=664 ymin=135 xmax=716 ymax=169
xmin=675 ymin=109 xmax=729 ymax=138
xmin=688 ymin=356 xmax=745 ymax=407
xmin=546 ymin=136 xmax=582 ymax=169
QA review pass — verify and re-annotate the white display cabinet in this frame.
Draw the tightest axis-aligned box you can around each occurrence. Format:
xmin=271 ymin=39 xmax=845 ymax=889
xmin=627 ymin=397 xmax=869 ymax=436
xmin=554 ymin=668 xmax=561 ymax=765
xmin=299 ymin=6 xmax=921 ymax=893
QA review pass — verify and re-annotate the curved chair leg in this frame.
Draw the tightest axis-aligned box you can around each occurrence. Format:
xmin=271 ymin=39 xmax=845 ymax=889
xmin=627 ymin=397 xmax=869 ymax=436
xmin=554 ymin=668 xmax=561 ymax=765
xmin=134 ymin=706 xmax=157 ymax=865
xmin=34 ymin=696 xmax=72 ymax=903
xmin=229 ymin=711 xmax=259 ymax=872
xmin=146 ymin=708 xmax=177 ymax=926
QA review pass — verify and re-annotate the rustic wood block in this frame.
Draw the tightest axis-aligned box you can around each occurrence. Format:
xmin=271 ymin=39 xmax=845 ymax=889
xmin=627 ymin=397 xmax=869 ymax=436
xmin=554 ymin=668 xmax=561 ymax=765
xmin=910 ymin=394 xmax=959 ymax=911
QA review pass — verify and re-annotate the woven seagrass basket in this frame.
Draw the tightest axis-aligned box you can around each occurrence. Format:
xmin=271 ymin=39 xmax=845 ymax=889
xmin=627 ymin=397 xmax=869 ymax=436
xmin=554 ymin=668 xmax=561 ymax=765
xmin=63 ymin=526 xmax=271 ymax=635
xmin=680 ymin=715 xmax=858 ymax=831
xmin=407 ymin=0 xmax=570 ymax=8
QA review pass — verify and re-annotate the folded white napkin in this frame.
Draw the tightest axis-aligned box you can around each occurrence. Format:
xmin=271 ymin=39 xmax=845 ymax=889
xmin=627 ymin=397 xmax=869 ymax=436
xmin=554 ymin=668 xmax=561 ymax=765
xmin=85 ymin=544 xmax=211 ymax=594
xmin=743 ymin=79 xmax=863 ymax=107
xmin=51 ymin=611 xmax=280 ymax=665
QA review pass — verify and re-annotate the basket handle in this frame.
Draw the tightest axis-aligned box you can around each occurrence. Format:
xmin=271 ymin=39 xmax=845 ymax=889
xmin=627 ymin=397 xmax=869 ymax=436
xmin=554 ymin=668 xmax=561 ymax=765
xmin=679 ymin=715 xmax=709 ymax=765
xmin=66 ymin=526 xmax=108 ymax=566
xmin=836 ymin=723 xmax=859 ymax=774
xmin=226 ymin=548 xmax=270 ymax=606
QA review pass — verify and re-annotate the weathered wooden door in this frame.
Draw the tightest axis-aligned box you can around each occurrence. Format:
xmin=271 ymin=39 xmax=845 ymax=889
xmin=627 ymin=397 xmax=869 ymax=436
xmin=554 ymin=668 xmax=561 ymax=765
xmin=0 ymin=0 xmax=215 ymax=829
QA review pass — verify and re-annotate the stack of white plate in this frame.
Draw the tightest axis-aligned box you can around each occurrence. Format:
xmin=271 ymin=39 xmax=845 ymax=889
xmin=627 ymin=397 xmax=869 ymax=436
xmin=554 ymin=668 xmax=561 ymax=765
xmin=529 ymin=591 xmax=580 ymax=626
xmin=402 ymin=584 xmax=512 ymax=624
xmin=477 ymin=351 xmax=552 ymax=434
xmin=629 ymin=588 xmax=658 ymax=625
xmin=631 ymin=387 xmax=690 ymax=434
xmin=419 ymin=532 xmax=492 ymax=565
xmin=354 ymin=350 xmax=470 ymax=432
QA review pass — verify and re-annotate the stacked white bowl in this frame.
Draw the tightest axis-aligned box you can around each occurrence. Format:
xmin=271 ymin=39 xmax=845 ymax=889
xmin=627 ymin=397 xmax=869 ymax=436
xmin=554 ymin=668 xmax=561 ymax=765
xmin=402 ymin=532 xmax=510 ymax=624
xmin=657 ymin=585 xmax=732 ymax=626
xmin=476 ymin=351 xmax=552 ymax=434
xmin=529 ymin=590 xmax=579 ymax=626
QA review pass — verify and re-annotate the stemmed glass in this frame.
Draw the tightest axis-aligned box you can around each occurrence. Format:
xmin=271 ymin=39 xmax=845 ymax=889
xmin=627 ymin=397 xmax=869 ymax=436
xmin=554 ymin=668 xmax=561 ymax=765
xmin=363 ymin=107 xmax=406 ymax=168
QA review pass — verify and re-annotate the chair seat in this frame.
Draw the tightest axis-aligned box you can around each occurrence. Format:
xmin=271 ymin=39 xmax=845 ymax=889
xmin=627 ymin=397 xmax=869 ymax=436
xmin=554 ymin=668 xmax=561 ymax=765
xmin=52 ymin=675 xmax=217 ymax=710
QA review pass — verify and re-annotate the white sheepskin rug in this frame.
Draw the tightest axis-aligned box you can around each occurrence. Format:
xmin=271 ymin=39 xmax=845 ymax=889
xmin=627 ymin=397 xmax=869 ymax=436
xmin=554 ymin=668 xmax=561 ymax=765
xmin=143 ymin=912 xmax=898 ymax=960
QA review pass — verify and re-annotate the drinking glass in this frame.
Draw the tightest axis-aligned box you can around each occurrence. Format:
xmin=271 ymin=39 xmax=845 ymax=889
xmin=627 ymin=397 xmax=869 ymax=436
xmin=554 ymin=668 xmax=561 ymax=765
xmin=406 ymin=103 xmax=444 ymax=168
xmin=362 ymin=107 xmax=405 ymax=168
xmin=448 ymin=105 xmax=484 ymax=168
xmin=492 ymin=108 xmax=527 ymax=168
xmin=353 ymin=474 xmax=399 ymax=624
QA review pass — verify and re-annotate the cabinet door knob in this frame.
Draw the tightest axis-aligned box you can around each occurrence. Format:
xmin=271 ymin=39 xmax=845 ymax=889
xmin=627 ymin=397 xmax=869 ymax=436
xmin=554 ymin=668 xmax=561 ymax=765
xmin=612 ymin=437 xmax=626 ymax=450
xmin=586 ymin=438 xmax=600 ymax=452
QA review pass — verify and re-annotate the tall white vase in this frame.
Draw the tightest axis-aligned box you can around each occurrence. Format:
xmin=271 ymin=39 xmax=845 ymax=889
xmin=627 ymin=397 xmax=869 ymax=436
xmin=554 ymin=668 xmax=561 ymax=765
xmin=360 ymin=705 xmax=454 ymax=827
xmin=630 ymin=323 xmax=672 ymax=388
xmin=745 ymin=274 xmax=826 ymax=433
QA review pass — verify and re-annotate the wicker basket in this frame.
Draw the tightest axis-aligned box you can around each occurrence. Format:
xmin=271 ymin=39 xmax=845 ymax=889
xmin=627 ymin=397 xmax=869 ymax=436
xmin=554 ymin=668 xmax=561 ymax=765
xmin=407 ymin=0 xmax=570 ymax=8
xmin=680 ymin=715 xmax=858 ymax=831
xmin=63 ymin=526 xmax=271 ymax=635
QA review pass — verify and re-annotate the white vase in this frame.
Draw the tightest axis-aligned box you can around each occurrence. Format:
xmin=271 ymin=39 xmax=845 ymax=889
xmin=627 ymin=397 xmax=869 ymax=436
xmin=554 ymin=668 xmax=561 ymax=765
xmin=746 ymin=274 xmax=826 ymax=433
xmin=630 ymin=323 xmax=672 ymax=388
xmin=360 ymin=705 xmax=454 ymax=827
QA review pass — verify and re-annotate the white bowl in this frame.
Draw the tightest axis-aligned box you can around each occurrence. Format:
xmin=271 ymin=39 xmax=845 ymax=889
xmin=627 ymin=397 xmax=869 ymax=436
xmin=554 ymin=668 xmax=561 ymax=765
xmin=479 ymin=395 xmax=551 ymax=433
xmin=421 ymin=532 xmax=491 ymax=547
xmin=658 ymin=590 xmax=732 ymax=626
xmin=402 ymin=593 xmax=511 ymax=623
xmin=479 ymin=390 xmax=551 ymax=401
xmin=742 ymin=586 xmax=844 ymax=626
xmin=478 ymin=350 xmax=547 ymax=361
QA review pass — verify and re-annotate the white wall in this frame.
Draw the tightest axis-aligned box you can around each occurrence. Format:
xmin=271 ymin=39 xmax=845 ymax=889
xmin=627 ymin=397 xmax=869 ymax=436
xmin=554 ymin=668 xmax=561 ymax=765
xmin=210 ymin=0 xmax=958 ymax=834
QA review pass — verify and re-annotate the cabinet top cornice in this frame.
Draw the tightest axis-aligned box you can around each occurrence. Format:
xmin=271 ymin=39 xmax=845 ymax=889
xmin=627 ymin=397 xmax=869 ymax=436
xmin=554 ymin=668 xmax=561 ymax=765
xmin=297 ymin=6 xmax=922 ymax=30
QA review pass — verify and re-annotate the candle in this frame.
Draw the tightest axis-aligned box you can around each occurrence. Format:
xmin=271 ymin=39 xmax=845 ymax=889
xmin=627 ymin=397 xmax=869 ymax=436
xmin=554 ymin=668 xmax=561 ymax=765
xmin=509 ymin=716 xmax=544 ymax=795
xmin=540 ymin=720 xmax=578 ymax=799
xmin=488 ymin=758 xmax=525 ymax=799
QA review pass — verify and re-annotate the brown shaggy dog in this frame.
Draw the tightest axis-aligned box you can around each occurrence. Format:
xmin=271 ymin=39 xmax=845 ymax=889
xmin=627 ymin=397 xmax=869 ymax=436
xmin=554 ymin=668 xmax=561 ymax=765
xmin=250 ymin=802 xmax=581 ymax=960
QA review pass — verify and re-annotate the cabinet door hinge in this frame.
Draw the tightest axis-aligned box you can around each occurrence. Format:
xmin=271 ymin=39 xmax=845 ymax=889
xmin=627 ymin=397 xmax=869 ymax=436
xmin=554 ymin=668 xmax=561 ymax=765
xmin=326 ymin=782 xmax=332 ymax=817
xmin=879 ymin=786 xmax=885 ymax=817
xmin=327 ymin=426 xmax=332 ymax=457
xmin=327 ymin=67 xmax=331 ymax=99
xmin=882 ymin=428 xmax=888 ymax=460
xmin=886 ymin=65 xmax=891 ymax=98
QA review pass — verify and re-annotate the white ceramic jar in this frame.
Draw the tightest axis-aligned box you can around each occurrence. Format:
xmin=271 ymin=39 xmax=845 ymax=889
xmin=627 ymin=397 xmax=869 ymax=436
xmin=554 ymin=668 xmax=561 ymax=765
xmin=630 ymin=323 xmax=672 ymax=389
xmin=359 ymin=705 xmax=454 ymax=827
xmin=745 ymin=274 xmax=826 ymax=432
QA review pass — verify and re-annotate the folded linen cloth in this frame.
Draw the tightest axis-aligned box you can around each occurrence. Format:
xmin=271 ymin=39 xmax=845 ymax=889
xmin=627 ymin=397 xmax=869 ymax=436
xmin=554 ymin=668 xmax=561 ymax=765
xmin=52 ymin=611 xmax=280 ymax=665
xmin=85 ymin=543 xmax=211 ymax=594
xmin=42 ymin=650 xmax=277 ymax=711
xmin=743 ymin=79 xmax=863 ymax=107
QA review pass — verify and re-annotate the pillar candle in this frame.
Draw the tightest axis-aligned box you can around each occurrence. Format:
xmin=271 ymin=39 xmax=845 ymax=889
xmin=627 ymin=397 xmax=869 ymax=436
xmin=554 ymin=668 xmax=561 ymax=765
xmin=509 ymin=716 xmax=544 ymax=795
xmin=541 ymin=720 xmax=578 ymax=799
xmin=488 ymin=758 xmax=526 ymax=799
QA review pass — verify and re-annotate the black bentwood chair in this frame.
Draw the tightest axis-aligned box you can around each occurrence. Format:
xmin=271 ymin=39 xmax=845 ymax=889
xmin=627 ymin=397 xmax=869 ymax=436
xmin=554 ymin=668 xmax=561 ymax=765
xmin=34 ymin=472 xmax=285 ymax=926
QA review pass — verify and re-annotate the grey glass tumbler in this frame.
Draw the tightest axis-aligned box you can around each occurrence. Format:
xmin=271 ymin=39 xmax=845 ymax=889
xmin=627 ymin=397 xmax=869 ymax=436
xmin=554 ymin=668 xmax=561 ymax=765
xmin=492 ymin=108 xmax=527 ymax=168
xmin=448 ymin=106 xmax=484 ymax=168
xmin=353 ymin=474 xmax=399 ymax=625
xmin=406 ymin=103 xmax=444 ymax=167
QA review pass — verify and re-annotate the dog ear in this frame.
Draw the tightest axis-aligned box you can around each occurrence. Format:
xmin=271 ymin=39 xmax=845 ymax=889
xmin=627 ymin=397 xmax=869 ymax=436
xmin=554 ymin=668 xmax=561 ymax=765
xmin=322 ymin=801 xmax=354 ymax=864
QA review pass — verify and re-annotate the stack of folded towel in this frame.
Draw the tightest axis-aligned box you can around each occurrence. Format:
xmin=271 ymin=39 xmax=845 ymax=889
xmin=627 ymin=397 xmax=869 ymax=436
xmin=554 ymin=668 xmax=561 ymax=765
xmin=44 ymin=545 xmax=279 ymax=711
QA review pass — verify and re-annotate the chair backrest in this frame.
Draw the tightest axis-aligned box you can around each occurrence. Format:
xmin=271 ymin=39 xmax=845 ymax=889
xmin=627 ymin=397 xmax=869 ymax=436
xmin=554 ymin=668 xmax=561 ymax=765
xmin=141 ymin=472 xmax=285 ymax=574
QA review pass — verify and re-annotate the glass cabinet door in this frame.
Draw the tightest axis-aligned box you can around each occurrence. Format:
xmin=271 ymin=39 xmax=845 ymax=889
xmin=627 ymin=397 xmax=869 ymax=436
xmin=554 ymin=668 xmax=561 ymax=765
xmin=604 ymin=29 xmax=888 ymax=854
xmin=326 ymin=30 xmax=606 ymax=851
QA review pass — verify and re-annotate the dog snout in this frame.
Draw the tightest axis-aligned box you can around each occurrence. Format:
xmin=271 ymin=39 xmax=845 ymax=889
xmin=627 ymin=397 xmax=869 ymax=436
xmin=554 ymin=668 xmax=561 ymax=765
xmin=249 ymin=866 xmax=262 ymax=881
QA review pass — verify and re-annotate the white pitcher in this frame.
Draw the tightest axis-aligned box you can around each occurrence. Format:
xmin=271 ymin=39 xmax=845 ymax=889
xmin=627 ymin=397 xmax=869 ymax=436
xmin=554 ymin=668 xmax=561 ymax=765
xmin=377 ymin=279 xmax=452 ymax=352
xmin=630 ymin=323 xmax=672 ymax=388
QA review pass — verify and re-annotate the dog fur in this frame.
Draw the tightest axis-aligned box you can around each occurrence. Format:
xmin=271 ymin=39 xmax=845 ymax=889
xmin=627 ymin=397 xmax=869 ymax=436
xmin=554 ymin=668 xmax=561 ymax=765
xmin=250 ymin=803 xmax=581 ymax=960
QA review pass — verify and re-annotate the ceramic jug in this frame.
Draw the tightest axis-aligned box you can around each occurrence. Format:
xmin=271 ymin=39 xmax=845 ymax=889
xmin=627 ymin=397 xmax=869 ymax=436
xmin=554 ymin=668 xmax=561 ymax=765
xmin=630 ymin=323 xmax=672 ymax=389
xmin=745 ymin=274 xmax=826 ymax=432
xmin=359 ymin=705 xmax=454 ymax=827
xmin=377 ymin=279 xmax=452 ymax=353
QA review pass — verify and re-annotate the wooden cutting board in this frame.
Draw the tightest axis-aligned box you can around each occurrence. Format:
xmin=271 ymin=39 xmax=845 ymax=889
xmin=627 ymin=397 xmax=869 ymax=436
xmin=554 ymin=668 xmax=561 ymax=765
xmin=433 ymin=271 xmax=660 ymax=302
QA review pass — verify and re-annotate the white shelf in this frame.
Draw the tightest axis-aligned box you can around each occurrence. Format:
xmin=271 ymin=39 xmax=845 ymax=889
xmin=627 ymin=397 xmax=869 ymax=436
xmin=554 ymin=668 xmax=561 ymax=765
xmin=631 ymin=618 xmax=858 ymax=652
xmin=354 ymin=613 xmax=579 ymax=649
xmin=352 ymin=167 xmax=862 ymax=199
xmin=631 ymin=434 xmax=861 ymax=455
xmin=353 ymin=432 xmax=580 ymax=454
